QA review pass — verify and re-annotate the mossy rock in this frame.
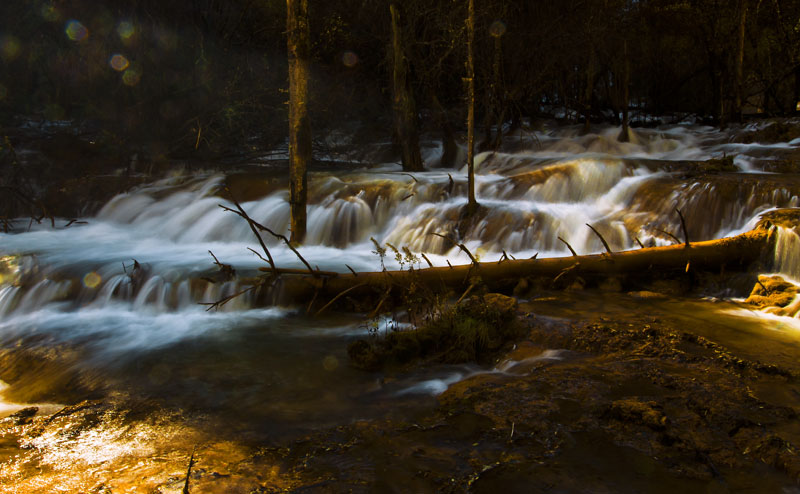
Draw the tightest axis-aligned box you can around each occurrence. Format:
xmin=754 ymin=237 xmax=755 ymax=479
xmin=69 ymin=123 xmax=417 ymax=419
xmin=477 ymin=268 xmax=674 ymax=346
xmin=698 ymin=155 xmax=737 ymax=173
xmin=746 ymin=275 xmax=799 ymax=309
xmin=347 ymin=293 xmax=524 ymax=371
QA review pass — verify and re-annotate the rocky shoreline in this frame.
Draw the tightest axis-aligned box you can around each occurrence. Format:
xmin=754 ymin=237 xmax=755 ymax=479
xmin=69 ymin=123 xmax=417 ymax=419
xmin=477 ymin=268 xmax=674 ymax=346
xmin=2 ymin=292 xmax=799 ymax=492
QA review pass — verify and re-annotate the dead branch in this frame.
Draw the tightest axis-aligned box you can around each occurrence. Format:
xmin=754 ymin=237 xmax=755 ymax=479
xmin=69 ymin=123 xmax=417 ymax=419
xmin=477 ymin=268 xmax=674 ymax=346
xmin=315 ymin=283 xmax=368 ymax=316
xmin=656 ymin=229 xmax=681 ymax=245
xmin=257 ymin=266 xmax=338 ymax=276
xmin=455 ymin=282 xmax=477 ymax=305
xmin=219 ymin=195 xmax=275 ymax=270
xmin=401 ymin=172 xmax=419 ymax=183
xmin=558 ymin=236 xmax=578 ymax=257
xmin=676 ymin=207 xmax=690 ymax=248
xmin=431 ymin=232 xmax=479 ymax=267
xmin=219 ymin=201 xmax=315 ymax=276
xmin=183 ymin=447 xmax=196 ymax=494
xmin=586 ymin=223 xmax=613 ymax=254
xmin=201 ymin=281 xmax=263 ymax=311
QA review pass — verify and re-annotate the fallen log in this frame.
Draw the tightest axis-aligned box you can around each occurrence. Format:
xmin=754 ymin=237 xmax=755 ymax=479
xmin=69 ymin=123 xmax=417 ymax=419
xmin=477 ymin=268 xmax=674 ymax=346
xmin=246 ymin=218 xmax=776 ymax=310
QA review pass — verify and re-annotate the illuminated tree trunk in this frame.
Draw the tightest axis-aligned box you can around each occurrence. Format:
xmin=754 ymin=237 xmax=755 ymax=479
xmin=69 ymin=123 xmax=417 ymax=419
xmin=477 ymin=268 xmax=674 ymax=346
xmin=465 ymin=0 xmax=478 ymax=215
xmin=287 ymin=0 xmax=311 ymax=244
xmin=390 ymin=3 xmax=424 ymax=172
xmin=795 ymin=66 xmax=800 ymax=114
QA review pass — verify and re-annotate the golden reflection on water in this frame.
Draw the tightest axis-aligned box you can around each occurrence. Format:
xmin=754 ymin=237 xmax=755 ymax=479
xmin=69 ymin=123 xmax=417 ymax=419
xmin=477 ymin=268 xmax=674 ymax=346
xmin=0 ymin=256 xmax=21 ymax=285
xmin=2 ymin=410 xmax=200 ymax=493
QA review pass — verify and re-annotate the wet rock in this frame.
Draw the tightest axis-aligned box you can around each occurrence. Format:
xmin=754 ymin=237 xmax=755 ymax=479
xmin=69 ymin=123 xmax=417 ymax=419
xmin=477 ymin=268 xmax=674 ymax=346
xmin=736 ymin=121 xmax=800 ymax=144
xmin=606 ymin=399 xmax=668 ymax=430
xmin=746 ymin=275 xmax=798 ymax=310
xmin=482 ymin=293 xmax=518 ymax=314
xmin=347 ymin=293 xmax=524 ymax=370
xmin=7 ymin=407 xmax=38 ymax=425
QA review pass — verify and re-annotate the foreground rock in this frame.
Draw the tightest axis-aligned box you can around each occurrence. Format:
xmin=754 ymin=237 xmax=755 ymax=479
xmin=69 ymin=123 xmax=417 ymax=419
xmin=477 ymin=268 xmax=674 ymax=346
xmin=3 ymin=291 xmax=799 ymax=492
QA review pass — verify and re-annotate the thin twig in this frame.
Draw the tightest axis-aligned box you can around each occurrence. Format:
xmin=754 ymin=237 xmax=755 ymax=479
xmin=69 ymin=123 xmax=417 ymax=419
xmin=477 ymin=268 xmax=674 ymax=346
xmin=557 ymin=236 xmax=578 ymax=257
xmin=200 ymin=282 xmax=262 ymax=311
xmin=306 ymin=289 xmax=319 ymax=315
xmin=421 ymin=253 xmax=433 ymax=268
xmin=655 ymin=229 xmax=681 ymax=245
xmin=219 ymin=195 xmax=275 ymax=270
xmin=634 ymin=236 xmax=645 ymax=248
xmin=675 ymin=207 xmax=690 ymax=248
xmin=456 ymin=283 xmax=477 ymax=305
xmin=247 ymin=247 xmax=271 ymax=264
xmin=430 ymin=232 xmax=479 ymax=267
xmin=586 ymin=223 xmax=613 ymax=254
xmin=346 ymin=264 xmax=358 ymax=277
xmin=369 ymin=287 xmax=392 ymax=318
xmin=183 ymin=447 xmax=196 ymax=494
xmin=315 ymin=283 xmax=367 ymax=316
xmin=220 ymin=200 xmax=315 ymax=276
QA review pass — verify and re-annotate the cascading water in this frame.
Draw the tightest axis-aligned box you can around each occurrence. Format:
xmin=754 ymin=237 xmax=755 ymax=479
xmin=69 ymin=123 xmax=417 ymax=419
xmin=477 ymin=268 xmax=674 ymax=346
xmin=3 ymin=123 xmax=800 ymax=491
xmin=1 ymin=123 xmax=800 ymax=417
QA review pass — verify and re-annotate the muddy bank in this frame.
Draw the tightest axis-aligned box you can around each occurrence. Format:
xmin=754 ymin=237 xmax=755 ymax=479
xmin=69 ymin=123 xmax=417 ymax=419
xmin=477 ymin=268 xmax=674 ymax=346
xmin=2 ymin=292 xmax=799 ymax=492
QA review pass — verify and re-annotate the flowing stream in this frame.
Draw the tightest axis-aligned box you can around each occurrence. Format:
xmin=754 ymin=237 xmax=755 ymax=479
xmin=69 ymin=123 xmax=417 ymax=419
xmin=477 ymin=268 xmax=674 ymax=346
xmin=2 ymin=123 xmax=800 ymax=489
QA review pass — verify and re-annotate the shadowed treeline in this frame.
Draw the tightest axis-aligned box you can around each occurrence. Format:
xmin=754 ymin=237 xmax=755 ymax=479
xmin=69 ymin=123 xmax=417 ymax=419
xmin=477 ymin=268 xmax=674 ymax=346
xmin=1 ymin=0 xmax=799 ymax=161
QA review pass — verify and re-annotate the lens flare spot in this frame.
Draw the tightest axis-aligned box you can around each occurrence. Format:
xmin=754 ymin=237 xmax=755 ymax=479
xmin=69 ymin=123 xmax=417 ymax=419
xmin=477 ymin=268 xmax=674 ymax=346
xmin=1 ymin=36 xmax=21 ymax=61
xmin=109 ymin=54 xmax=130 ymax=72
xmin=83 ymin=272 xmax=101 ymax=289
xmin=489 ymin=20 xmax=507 ymax=38
xmin=322 ymin=355 xmax=339 ymax=371
xmin=117 ymin=21 xmax=135 ymax=40
xmin=122 ymin=64 xmax=142 ymax=86
xmin=65 ymin=20 xmax=88 ymax=42
xmin=342 ymin=51 xmax=358 ymax=68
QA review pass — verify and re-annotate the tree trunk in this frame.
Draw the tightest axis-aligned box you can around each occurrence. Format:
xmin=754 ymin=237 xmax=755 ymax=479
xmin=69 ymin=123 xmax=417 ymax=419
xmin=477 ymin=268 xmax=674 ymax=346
xmin=734 ymin=0 xmax=747 ymax=123
xmin=253 ymin=226 xmax=772 ymax=310
xmin=390 ymin=3 xmax=424 ymax=173
xmin=583 ymin=48 xmax=595 ymax=134
xmin=618 ymin=40 xmax=630 ymax=142
xmin=465 ymin=0 xmax=478 ymax=215
xmin=794 ymin=65 xmax=800 ymax=114
xmin=287 ymin=0 xmax=311 ymax=244
xmin=491 ymin=35 xmax=504 ymax=150
xmin=431 ymin=92 xmax=457 ymax=168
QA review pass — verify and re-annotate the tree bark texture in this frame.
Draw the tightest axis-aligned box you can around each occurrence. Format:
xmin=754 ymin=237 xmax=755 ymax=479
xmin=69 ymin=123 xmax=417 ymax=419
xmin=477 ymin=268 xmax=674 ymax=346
xmin=287 ymin=0 xmax=311 ymax=244
xmin=465 ymin=0 xmax=478 ymax=215
xmin=390 ymin=3 xmax=424 ymax=173
xmin=618 ymin=40 xmax=630 ymax=142
xmin=253 ymin=226 xmax=773 ymax=310
xmin=734 ymin=0 xmax=747 ymax=122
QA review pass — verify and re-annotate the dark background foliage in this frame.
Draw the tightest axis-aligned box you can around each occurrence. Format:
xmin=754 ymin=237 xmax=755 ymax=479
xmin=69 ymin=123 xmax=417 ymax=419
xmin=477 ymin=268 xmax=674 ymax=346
xmin=1 ymin=0 xmax=798 ymax=161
